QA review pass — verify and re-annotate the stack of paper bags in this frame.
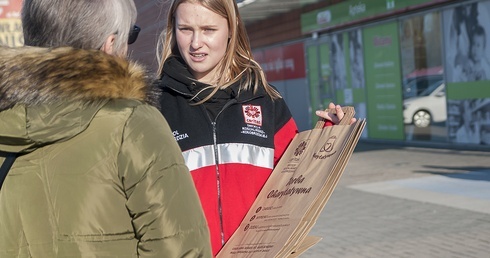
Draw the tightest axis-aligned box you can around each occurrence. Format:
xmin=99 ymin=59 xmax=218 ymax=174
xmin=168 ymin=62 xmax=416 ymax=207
xmin=217 ymin=107 xmax=366 ymax=257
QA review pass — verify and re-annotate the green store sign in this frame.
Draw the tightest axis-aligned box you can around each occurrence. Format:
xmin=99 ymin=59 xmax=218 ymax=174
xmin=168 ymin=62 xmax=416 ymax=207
xmin=301 ymin=0 xmax=442 ymax=34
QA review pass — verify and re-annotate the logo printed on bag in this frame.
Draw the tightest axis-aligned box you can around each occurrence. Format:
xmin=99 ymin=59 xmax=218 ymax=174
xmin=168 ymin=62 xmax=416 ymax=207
xmin=313 ymin=135 xmax=337 ymax=159
xmin=286 ymin=139 xmax=310 ymax=168
xmin=294 ymin=140 xmax=308 ymax=156
xmin=242 ymin=104 xmax=262 ymax=126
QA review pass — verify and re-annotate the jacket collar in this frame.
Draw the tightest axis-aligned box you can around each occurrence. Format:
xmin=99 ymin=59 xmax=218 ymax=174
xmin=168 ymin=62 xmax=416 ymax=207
xmin=0 ymin=46 xmax=159 ymax=112
xmin=160 ymin=56 xmax=265 ymax=103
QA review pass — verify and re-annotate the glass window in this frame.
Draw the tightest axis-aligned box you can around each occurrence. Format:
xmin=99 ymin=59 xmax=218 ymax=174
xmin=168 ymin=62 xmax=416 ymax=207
xmin=399 ymin=12 xmax=447 ymax=142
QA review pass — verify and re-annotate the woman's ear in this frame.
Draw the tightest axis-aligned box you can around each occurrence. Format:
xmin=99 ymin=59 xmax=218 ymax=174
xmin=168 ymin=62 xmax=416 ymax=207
xmin=100 ymin=34 xmax=116 ymax=55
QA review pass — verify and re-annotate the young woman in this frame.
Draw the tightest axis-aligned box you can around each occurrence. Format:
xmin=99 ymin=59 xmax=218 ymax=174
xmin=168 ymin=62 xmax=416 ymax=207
xmin=156 ymin=0 xmax=352 ymax=255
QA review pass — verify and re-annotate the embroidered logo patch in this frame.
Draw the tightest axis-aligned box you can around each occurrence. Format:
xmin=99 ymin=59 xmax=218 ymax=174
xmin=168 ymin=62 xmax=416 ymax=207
xmin=172 ymin=130 xmax=189 ymax=142
xmin=242 ymin=104 xmax=262 ymax=126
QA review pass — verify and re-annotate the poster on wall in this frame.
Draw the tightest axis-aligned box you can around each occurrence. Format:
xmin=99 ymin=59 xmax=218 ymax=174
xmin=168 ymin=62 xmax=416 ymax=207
xmin=447 ymin=99 xmax=490 ymax=145
xmin=253 ymin=43 xmax=306 ymax=82
xmin=443 ymin=1 xmax=490 ymax=145
xmin=349 ymin=29 xmax=365 ymax=90
xmin=444 ymin=1 xmax=490 ymax=83
xmin=0 ymin=0 xmax=23 ymax=47
xmin=331 ymin=33 xmax=347 ymax=90
xmin=363 ymin=22 xmax=404 ymax=140
xmin=329 ymin=31 xmax=368 ymax=138
xmin=319 ymin=43 xmax=333 ymax=107
xmin=347 ymin=29 xmax=368 ymax=138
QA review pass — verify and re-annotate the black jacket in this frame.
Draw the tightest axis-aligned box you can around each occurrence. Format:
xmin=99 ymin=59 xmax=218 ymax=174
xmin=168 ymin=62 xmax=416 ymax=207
xmin=157 ymin=56 xmax=298 ymax=254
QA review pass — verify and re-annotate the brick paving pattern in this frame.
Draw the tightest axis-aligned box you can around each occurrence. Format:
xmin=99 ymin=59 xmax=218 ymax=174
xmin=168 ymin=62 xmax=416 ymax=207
xmin=300 ymin=142 xmax=490 ymax=258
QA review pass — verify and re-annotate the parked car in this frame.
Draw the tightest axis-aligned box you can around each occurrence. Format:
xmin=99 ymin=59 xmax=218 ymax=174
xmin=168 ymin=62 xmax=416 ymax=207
xmin=403 ymin=82 xmax=446 ymax=128
xmin=403 ymin=74 xmax=443 ymax=99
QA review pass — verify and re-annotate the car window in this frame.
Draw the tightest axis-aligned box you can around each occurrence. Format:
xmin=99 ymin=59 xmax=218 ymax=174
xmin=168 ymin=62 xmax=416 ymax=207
xmin=403 ymin=75 xmax=444 ymax=98
xmin=419 ymin=81 xmax=444 ymax=96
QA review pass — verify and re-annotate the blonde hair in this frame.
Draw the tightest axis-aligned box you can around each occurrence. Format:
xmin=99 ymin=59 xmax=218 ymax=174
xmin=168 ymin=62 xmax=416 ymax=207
xmin=157 ymin=0 xmax=280 ymax=102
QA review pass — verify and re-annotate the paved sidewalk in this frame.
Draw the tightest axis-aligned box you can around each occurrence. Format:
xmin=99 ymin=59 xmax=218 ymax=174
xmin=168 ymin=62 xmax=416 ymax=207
xmin=301 ymin=142 xmax=490 ymax=258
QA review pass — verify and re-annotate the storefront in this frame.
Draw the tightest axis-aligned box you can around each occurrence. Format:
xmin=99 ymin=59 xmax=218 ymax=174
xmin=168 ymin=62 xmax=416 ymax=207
xmin=0 ymin=0 xmax=23 ymax=47
xmin=253 ymin=0 xmax=490 ymax=147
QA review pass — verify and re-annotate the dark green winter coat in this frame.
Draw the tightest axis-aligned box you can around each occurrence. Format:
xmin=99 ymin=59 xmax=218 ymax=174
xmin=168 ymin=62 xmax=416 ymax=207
xmin=0 ymin=46 xmax=212 ymax=257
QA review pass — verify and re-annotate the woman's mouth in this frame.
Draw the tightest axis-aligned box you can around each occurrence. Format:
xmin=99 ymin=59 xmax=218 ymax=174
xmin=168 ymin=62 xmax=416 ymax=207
xmin=191 ymin=53 xmax=206 ymax=58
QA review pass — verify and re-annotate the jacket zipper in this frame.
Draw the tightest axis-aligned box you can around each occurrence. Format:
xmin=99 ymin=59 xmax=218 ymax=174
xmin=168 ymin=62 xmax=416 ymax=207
xmin=183 ymin=82 xmax=228 ymax=244
xmin=181 ymin=83 xmax=227 ymax=244
xmin=182 ymin=81 xmax=256 ymax=246
xmin=212 ymin=99 xmax=237 ymax=246
xmin=211 ymin=121 xmax=226 ymax=246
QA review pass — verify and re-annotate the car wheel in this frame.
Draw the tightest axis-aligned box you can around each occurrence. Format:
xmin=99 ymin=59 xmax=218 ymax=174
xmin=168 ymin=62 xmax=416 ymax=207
xmin=413 ymin=110 xmax=431 ymax=128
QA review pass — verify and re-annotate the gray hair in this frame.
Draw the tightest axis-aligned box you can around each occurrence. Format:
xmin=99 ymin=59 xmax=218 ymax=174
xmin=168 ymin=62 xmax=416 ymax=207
xmin=21 ymin=0 xmax=137 ymax=56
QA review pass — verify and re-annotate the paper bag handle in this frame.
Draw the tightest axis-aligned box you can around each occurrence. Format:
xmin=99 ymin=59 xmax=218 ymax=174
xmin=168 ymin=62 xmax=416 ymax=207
xmin=314 ymin=106 xmax=355 ymax=129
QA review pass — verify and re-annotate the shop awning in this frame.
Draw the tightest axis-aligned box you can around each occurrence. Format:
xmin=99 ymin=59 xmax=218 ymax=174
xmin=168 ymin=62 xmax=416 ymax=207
xmin=237 ymin=0 xmax=324 ymax=24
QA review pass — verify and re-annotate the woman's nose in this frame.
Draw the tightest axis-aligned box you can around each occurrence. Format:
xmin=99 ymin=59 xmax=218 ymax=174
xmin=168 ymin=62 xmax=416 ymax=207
xmin=191 ymin=33 xmax=202 ymax=49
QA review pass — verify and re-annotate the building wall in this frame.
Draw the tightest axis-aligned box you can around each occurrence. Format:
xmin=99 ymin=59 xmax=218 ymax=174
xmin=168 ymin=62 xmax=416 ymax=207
xmin=128 ymin=0 xmax=170 ymax=73
xmin=246 ymin=0 xmax=345 ymax=48
xmin=0 ymin=0 xmax=23 ymax=47
xmin=247 ymin=0 xmax=490 ymax=149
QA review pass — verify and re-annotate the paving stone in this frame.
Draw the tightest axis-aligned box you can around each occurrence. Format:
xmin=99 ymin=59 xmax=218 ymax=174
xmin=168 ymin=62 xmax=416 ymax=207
xmin=300 ymin=142 xmax=490 ymax=258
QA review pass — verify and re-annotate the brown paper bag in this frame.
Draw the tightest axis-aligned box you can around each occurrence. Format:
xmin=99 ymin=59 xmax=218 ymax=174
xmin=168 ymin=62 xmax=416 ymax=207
xmin=216 ymin=107 xmax=366 ymax=258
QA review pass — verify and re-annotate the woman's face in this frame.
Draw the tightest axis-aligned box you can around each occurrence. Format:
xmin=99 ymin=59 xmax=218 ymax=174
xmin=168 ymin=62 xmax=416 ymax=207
xmin=175 ymin=2 xmax=229 ymax=83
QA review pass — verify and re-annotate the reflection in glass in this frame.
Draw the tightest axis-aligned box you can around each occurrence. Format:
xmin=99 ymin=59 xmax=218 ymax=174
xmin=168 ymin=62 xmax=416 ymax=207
xmin=399 ymin=12 xmax=446 ymax=142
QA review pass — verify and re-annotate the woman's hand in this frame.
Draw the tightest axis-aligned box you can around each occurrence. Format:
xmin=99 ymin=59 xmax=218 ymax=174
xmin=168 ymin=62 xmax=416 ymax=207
xmin=315 ymin=102 xmax=357 ymax=125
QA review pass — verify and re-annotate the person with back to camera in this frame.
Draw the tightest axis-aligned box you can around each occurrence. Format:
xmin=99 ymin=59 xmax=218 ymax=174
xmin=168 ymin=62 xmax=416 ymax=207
xmin=0 ymin=0 xmax=212 ymax=257
xmin=156 ymin=0 xmax=355 ymax=255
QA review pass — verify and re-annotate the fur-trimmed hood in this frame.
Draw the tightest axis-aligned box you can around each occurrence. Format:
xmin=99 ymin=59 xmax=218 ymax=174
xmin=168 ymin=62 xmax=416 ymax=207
xmin=0 ymin=46 xmax=159 ymax=110
xmin=0 ymin=46 xmax=160 ymax=154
